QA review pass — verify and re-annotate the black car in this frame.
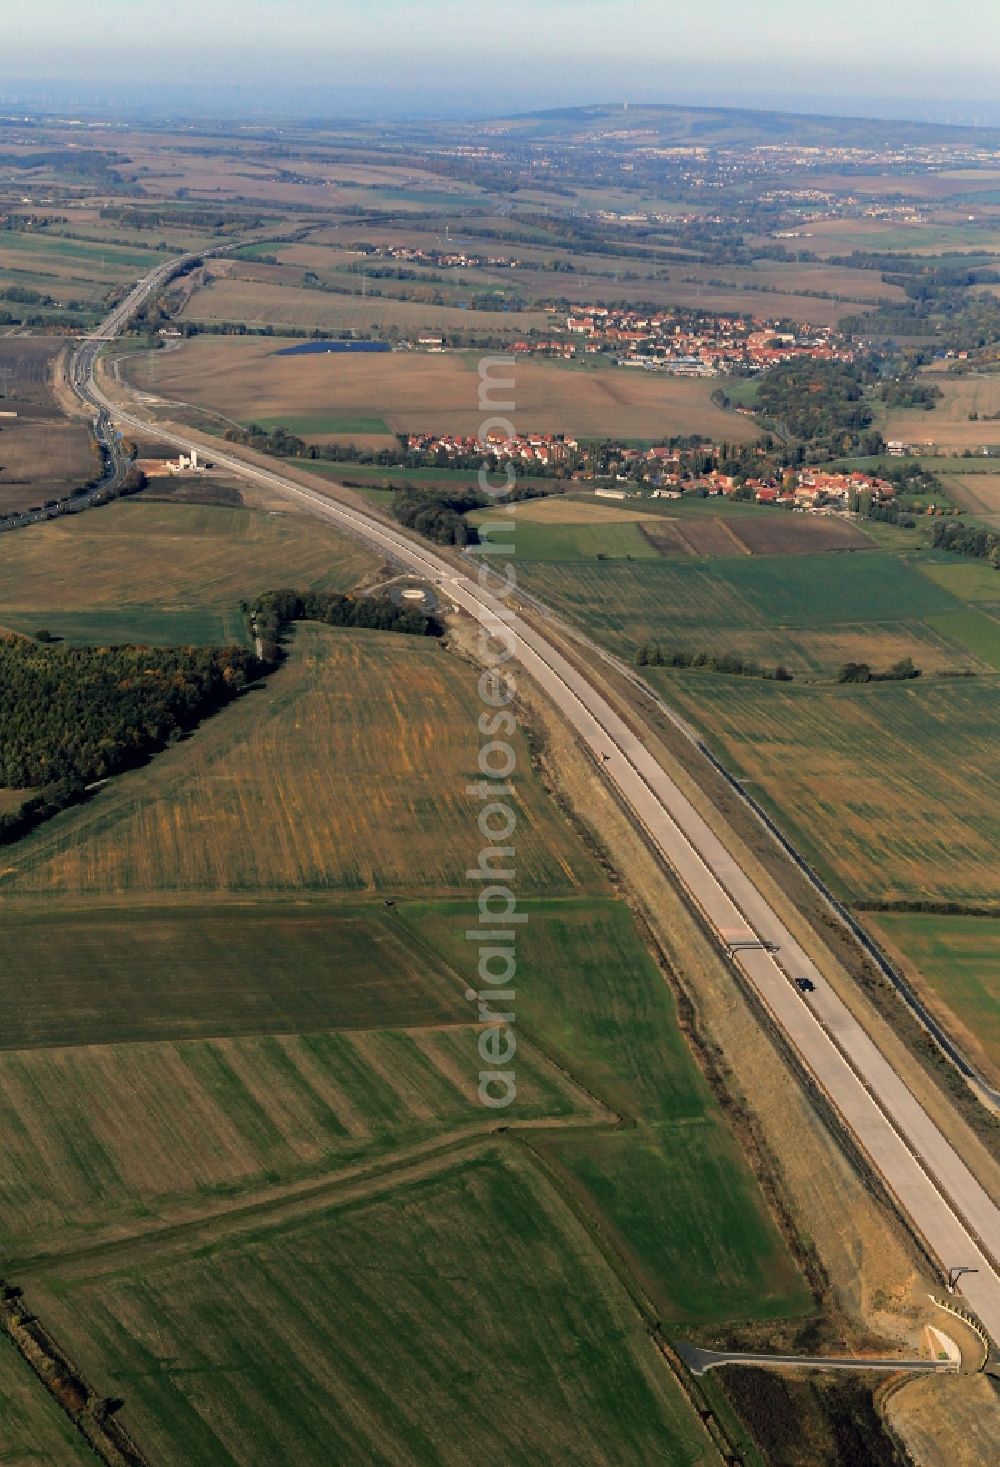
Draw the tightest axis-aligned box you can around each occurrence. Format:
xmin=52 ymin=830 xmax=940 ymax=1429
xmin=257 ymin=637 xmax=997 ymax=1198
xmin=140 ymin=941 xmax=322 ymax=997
xmin=795 ymin=977 xmax=816 ymax=993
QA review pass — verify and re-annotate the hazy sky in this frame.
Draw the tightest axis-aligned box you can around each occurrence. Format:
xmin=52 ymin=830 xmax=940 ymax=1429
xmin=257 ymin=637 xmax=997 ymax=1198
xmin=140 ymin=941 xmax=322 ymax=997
xmin=3 ymin=1 xmax=1000 ymax=121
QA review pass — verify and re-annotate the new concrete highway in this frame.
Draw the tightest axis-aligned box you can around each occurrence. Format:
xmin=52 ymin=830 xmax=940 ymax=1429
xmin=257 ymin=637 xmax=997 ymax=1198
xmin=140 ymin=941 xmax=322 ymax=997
xmin=69 ymin=260 xmax=1000 ymax=1348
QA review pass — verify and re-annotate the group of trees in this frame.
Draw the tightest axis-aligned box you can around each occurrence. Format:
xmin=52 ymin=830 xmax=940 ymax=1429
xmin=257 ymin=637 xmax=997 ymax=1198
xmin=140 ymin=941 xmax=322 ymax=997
xmin=837 ymin=657 xmax=921 ymax=683
xmin=0 ymin=639 xmax=258 ymax=842
xmin=930 ymin=519 xmax=1000 ymax=567
xmin=880 ymin=379 xmax=942 ymax=410
xmin=754 ymin=360 xmax=883 ymax=460
xmin=100 ymin=204 xmax=266 ymax=235
xmin=0 ymin=284 xmax=92 ymax=328
xmin=840 ymin=253 xmax=1000 ymax=352
xmin=392 ymin=488 xmax=484 ymax=545
xmin=224 ymin=423 xmax=309 ymax=458
xmin=634 ymin=644 xmax=793 ymax=680
xmin=246 ymin=588 xmax=440 ymax=661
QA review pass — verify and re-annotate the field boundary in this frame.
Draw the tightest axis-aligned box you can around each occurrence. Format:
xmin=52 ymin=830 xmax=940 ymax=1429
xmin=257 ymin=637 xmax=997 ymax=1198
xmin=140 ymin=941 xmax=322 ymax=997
xmin=0 ymin=1281 xmax=148 ymax=1466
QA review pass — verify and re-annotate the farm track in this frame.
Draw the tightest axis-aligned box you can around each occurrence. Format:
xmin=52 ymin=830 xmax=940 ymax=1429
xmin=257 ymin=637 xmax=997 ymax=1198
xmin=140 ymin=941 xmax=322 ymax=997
xmin=10 ymin=1114 xmax=616 ymax=1283
xmin=70 ymin=253 xmax=1000 ymax=1348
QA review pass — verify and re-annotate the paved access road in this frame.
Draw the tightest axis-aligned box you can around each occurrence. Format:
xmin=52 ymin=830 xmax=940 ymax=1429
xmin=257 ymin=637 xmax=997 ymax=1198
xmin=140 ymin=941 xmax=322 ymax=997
xmin=70 ymin=261 xmax=1000 ymax=1348
xmin=675 ymin=1340 xmax=957 ymax=1376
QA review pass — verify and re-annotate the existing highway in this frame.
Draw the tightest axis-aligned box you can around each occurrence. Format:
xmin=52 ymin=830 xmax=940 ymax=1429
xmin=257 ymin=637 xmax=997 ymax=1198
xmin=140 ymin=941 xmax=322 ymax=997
xmin=68 ymin=258 xmax=1000 ymax=1349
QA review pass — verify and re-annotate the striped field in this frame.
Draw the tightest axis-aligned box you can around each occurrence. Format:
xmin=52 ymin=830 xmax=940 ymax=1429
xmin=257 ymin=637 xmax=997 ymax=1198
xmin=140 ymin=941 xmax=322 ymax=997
xmin=1 ymin=626 xmax=602 ymax=897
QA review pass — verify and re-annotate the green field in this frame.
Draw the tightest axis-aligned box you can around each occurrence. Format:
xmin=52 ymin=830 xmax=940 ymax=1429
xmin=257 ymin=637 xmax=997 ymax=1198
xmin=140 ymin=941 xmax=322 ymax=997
xmin=517 ymin=549 xmax=993 ymax=673
xmin=298 ymin=460 xmax=557 ymax=494
xmin=0 ymin=231 xmax=163 ymax=272
xmin=511 ymin=532 xmax=999 ymax=907
xmin=658 ymin=673 xmax=1000 ymax=905
xmin=475 ymin=515 xmax=661 ymax=561
xmin=0 ymin=1011 xmax=601 ymax=1260
xmin=405 ymin=898 xmax=812 ymax=1327
xmin=924 ymin=608 xmax=1000 ymax=668
xmin=869 ymin=912 xmax=1000 ymax=1082
xmin=917 ymin=555 xmax=1000 ymax=608
xmin=0 ymin=1337 xmax=95 ymax=1465
xmin=0 ymin=895 xmax=807 ymax=1330
xmin=29 ymin=1150 xmax=714 ymax=1467
xmin=0 ymin=903 xmax=459 ymax=1050
xmin=0 ymin=607 xmax=251 ymax=648
xmin=521 ymin=550 xmax=956 ymax=639
xmin=0 ymin=892 xmax=805 ymax=1463
xmin=0 ymin=614 xmax=812 ymax=1460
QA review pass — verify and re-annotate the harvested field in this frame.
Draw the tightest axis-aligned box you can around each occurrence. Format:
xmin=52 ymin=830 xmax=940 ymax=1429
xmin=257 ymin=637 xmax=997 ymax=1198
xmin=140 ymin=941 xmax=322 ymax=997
xmin=122 ymin=335 xmax=759 ymax=443
xmin=722 ymin=512 xmax=872 ymax=556
xmin=0 ymin=500 xmax=375 ymax=613
xmin=807 ymin=169 xmax=1000 ymax=201
xmin=487 ymin=495 xmax=659 ymax=524
xmin=658 ymin=674 xmax=1000 ymax=905
xmin=2 ymin=626 xmax=602 ymax=897
xmin=181 ymin=275 xmax=553 ymax=334
xmin=594 ymin=280 xmax=853 ymax=327
xmin=393 ymin=259 xmax=896 ymax=324
xmin=639 ymin=516 xmax=756 ymax=558
xmin=250 ymin=412 xmax=390 ymax=437
xmin=798 ymin=217 xmax=1000 ymax=257
xmin=718 ymin=257 xmax=908 ymax=302
xmin=0 ymin=420 xmax=98 ymax=507
xmin=868 ymin=912 xmax=1000 ymax=1086
xmin=882 ymin=372 xmax=1000 ymax=451
xmin=886 ymin=1373 xmax=1000 ymax=1467
xmin=0 ymin=787 xmax=34 ymax=813
xmin=0 ymin=335 xmax=62 ymax=396
xmin=938 ymin=470 xmax=1000 ymax=526
xmin=32 ymin=1149 xmax=713 ymax=1467
xmin=0 ymin=336 xmax=97 ymax=506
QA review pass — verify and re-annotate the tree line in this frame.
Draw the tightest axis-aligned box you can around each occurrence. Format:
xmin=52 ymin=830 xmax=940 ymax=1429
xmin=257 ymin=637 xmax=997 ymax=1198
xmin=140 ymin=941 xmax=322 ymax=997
xmin=0 ymin=639 xmax=258 ymax=843
xmin=837 ymin=658 xmax=921 ymax=683
xmin=634 ymin=644 xmax=793 ymax=680
xmin=245 ymin=588 xmax=441 ymax=662
xmin=392 ymin=488 xmax=485 ymax=545
xmin=930 ymin=519 xmax=1000 ymax=568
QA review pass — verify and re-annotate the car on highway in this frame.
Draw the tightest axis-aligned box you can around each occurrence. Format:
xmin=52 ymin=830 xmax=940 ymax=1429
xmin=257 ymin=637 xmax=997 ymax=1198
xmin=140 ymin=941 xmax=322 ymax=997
xmin=795 ymin=977 xmax=816 ymax=993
